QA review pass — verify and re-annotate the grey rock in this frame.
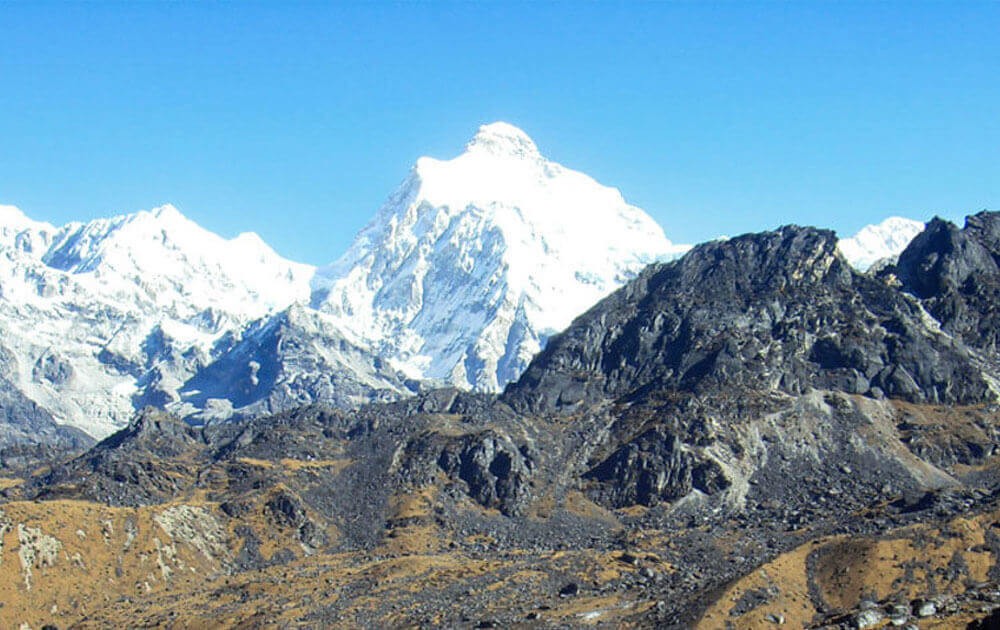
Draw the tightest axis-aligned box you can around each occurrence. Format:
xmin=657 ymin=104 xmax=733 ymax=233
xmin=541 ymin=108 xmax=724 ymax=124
xmin=893 ymin=213 xmax=1000 ymax=357
xmin=434 ymin=430 xmax=533 ymax=516
xmin=509 ymin=225 xmax=995 ymax=414
xmin=584 ymin=428 xmax=728 ymax=508
xmin=559 ymin=583 xmax=580 ymax=598
xmin=915 ymin=600 xmax=937 ymax=617
xmin=855 ymin=608 xmax=884 ymax=628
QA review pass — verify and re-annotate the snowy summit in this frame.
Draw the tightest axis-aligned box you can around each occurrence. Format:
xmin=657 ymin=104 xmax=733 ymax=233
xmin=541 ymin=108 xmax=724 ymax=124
xmin=464 ymin=121 xmax=542 ymax=159
xmin=313 ymin=122 xmax=689 ymax=391
xmin=0 ymin=203 xmax=313 ymax=437
xmin=838 ymin=216 xmax=925 ymax=270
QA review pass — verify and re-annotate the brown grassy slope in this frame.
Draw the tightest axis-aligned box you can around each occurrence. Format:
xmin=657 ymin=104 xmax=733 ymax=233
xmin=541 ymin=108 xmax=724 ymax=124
xmin=699 ymin=508 xmax=1000 ymax=629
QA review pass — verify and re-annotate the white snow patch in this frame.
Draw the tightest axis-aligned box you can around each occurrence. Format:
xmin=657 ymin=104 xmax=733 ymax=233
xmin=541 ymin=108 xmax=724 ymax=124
xmin=838 ymin=216 xmax=925 ymax=271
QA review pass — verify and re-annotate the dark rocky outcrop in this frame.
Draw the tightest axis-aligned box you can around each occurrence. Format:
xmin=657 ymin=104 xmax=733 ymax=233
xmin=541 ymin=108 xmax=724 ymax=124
xmin=435 ymin=430 xmax=533 ymax=516
xmin=94 ymin=406 xmax=205 ymax=457
xmin=21 ymin=408 xmax=206 ymax=506
xmin=893 ymin=212 xmax=1000 ymax=357
xmin=264 ymin=489 xmax=327 ymax=549
xmin=584 ymin=427 xmax=729 ymax=508
xmin=506 ymin=225 xmax=994 ymax=412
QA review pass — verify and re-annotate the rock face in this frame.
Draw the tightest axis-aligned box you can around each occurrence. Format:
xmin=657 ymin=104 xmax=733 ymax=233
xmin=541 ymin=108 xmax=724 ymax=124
xmin=892 ymin=212 xmax=1000 ymax=358
xmin=434 ymin=430 xmax=534 ymax=516
xmin=507 ymin=225 xmax=995 ymax=413
xmin=584 ymin=427 xmax=729 ymax=508
xmin=494 ymin=220 xmax=999 ymax=528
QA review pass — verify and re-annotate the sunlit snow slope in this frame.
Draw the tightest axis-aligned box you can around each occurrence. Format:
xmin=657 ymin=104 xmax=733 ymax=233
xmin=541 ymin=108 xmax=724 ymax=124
xmin=838 ymin=216 xmax=925 ymax=270
xmin=0 ymin=204 xmax=313 ymax=437
xmin=311 ymin=122 xmax=689 ymax=391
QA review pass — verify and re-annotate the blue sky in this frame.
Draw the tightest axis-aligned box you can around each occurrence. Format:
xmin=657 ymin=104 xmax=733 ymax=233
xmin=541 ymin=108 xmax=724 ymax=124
xmin=1 ymin=2 xmax=998 ymax=264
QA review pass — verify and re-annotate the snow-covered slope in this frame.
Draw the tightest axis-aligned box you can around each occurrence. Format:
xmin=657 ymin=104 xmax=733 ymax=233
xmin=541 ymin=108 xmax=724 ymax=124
xmin=42 ymin=205 xmax=310 ymax=317
xmin=175 ymin=304 xmax=417 ymax=423
xmin=838 ymin=216 xmax=925 ymax=270
xmin=311 ymin=122 xmax=689 ymax=391
xmin=0 ymin=203 xmax=314 ymax=437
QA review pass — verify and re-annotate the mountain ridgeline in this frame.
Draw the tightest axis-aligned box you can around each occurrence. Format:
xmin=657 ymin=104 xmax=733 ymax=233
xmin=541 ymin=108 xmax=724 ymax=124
xmin=0 ymin=124 xmax=928 ymax=444
xmin=507 ymin=221 xmax=996 ymax=412
xmin=3 ymin=212 xmax=1000 ymax=628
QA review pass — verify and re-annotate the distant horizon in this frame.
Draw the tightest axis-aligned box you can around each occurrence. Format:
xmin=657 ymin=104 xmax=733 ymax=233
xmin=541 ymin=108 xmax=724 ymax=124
xmin=1 ymin=3 xmax=995 ymax=264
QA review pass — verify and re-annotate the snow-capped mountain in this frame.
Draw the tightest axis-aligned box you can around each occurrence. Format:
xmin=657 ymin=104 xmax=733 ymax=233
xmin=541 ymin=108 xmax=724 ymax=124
xmin=0 ymin=203 xmax=315 ymax=437
xmin=838 ymin=216 xmax=925 ymax=270
xmin=311 ymin=122 xmax=689 ymax=391
xmin=0 ymin=124 xmax=942 ymax=440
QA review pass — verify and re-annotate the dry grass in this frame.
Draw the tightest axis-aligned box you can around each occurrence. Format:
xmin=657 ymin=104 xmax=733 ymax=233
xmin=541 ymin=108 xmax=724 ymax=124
xmin=235 ymin=457 xmax=274 ymax=468
xmin=279 ymin=457 xmax=352 ymax=471
xmin=698 ymin=509 xmax=1000 ymax=629
xmin=564 ymin=490 xmax=621 ymax=525
xmin=0 ymin=477 xmax=22 ymax=491
xmin=0 ymin=499 xmax=231 ymax=629
xmin=389 ymin=486 xmax=438 ymax=521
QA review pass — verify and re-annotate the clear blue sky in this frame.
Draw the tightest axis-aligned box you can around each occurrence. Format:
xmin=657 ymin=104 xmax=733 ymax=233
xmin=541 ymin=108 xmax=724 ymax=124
xmin=1 ymin=2 xmax=997 ymax=264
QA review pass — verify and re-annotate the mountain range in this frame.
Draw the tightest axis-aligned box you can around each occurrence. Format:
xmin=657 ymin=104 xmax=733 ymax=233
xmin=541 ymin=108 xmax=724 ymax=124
xmin=0 ymin=123 xmax=928 ymax=444
xmin=0 ymin=209 xmax=996 ymax=628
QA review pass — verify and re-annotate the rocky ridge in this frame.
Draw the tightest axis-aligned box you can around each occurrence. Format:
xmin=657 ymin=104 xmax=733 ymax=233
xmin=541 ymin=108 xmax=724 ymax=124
xmin=509 ymin=224 xmax=995 ymax=413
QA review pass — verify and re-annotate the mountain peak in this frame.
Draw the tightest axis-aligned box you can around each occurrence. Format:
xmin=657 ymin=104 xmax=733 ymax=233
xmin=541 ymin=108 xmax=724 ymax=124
xmin=149 ymin=203 xmax=185 ymax=221
xmin=0 ymin=203 xmax=54 ymax=233
xmin=837 ymin=215 xmax=924 ymax=271
xmin=316 ymin=123 xmax=679 ymax=393
xmin=0 ymin=204 xmax=29 ymax=224
xmin=465 ymin=122 xmax=540 ymax=159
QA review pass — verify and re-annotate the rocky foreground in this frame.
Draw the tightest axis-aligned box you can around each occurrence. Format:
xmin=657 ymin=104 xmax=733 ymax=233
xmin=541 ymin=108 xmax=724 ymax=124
xmin=0 ymin=212 xmax=999 ymax=629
